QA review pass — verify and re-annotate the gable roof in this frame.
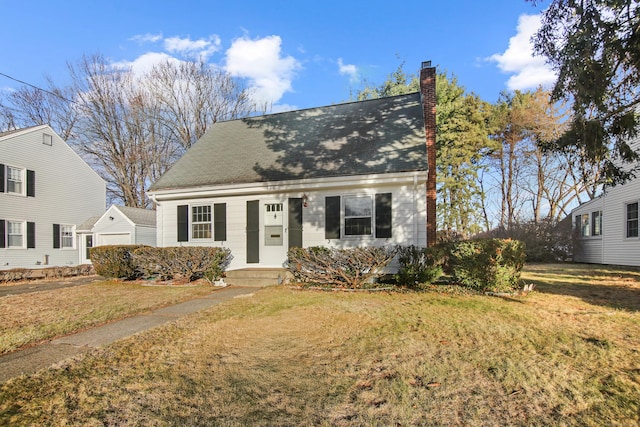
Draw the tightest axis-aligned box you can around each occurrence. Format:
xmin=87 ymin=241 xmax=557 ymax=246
xmin=149 ymin=92 xmax=428 ymax=192
xmin=114 ymin=205 xmax=156 ymax=227
xmin=0 ymin=124 xmax=51 ymax=140
xmin=77 ymin=215 xmax=101 ymax=232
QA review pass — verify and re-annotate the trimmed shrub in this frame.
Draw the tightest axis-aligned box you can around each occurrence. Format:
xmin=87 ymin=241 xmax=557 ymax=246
xmin=132 ymin=246 xmax=231 ymax=282
xmin=90 ymin=245 xmax=147 ymax=279
xmin=395 ymin=245 xmax=444 ymax=288
xmin=287 ymin=246 xmax=397 ymax=288
xmin=450 ymin=238 xmax=526 ymax=293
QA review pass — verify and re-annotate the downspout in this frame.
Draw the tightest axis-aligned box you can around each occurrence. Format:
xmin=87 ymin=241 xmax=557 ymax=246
xmin=149 ymin=193 xmax=162 ymax=247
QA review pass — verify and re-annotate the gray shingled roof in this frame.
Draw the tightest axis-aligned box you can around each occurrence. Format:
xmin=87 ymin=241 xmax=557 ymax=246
xmin=149 ymin=92 xmax=428 ymax=192
xmin=116 ymin=206 xmax=156 ymax=227
xmin=77 ymin=216 xmax=101 ymax=232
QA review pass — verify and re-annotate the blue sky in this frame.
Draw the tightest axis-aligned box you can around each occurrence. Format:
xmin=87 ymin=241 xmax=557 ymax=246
xmin=1 ymin=0 xmax=554 ymax=112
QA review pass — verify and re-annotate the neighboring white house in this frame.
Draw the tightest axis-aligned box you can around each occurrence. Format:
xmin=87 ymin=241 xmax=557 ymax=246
xmin=148 ymin=74 xmax=436 ymax=271
xmin=0 ymin=125 xmax=105 ymax=269
xmin=571 ymin=175 xmax=640 ymax=266
xmin=76 ymin=205 xmax=156 ymax=264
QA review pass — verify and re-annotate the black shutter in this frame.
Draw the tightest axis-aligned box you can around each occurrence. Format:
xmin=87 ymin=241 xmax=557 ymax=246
xmin=325 ymin=196 xmax=341 ymax=239
xmin=214 ymin=203 xmax=226 ymax=241
xmin=26 ymin=170 xmax=35 ymax=197
xmin=288 ymin=198 xmax=303 ymax=248
xmin=27 ymin=222 xmax=35 ymax=248
xmin=375 ymin=193 xmax=392 ymax=238
xmin=0 ymin=220 xmax=5 ymax=248
xmin=246 ymin=200 xmax=260 ymax=263
xmin=53 ymin=224 xmax=60 ymax=249
xmin=177 ymin=205 xmax=189 ymax=242
xmin=0 ymin=164 xmax=4 ymax=193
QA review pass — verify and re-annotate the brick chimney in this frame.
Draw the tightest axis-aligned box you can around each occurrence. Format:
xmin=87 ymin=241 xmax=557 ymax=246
xmin=420 ymin=61 xmax=437 ymax=247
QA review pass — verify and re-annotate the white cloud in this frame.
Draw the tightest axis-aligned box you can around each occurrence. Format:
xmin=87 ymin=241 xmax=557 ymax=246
xmin=337 ymin=58 xmax=358 ymax=83
xmin=224 ymin=35 xmax=301 ymax=105
xmin=489 ymin=14 xmax=556 ymax=91
xmin=164 ymin=35 xmax=221 ymax=61
xmin=111 ymin=52 xmax=179 ymax=76
xmin=130 ymin=33 xmax=163 ymax=44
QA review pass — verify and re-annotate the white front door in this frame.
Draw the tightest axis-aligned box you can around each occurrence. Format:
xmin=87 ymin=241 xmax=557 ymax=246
xmin=261 ymin=201 xmax=287 ymax=266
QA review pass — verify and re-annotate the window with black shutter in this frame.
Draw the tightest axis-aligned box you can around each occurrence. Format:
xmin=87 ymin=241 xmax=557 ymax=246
xmin=0 ymin=164 xmax=4 ymax=193
xmin=0 ymin=219 xmax=5 ymax=248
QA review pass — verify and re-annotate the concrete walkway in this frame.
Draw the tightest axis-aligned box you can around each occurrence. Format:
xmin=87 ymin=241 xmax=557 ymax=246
xmin=0 ymin=285 xmax=257 ymax=383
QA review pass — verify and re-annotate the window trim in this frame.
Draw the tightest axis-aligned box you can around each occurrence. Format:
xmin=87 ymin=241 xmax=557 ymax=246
xmin=6 ymin=220 xmax=25 ymax=249
xmin=5 ymin=165 xmax=25 ymax=196
xmin=343 ymin=194 xmax=374 ymax=237
xmin=591 ymin=211 xmax=602 ymax=237
xmin=626 ymin=202 xmax=639 ymax=238
xmin=191 ymin=204 xmax=212 ymax=240
xmin=59 ymin=224 xmax=75 ymax=249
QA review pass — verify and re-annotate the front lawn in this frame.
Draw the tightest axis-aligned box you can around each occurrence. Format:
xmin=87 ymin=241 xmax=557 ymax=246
xmin=0 ymin=279 xmax=213 ymax=355
xmin=1 ymin=263 xmax=639 ymax=425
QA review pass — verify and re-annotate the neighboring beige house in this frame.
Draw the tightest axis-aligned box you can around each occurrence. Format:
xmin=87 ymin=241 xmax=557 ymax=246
xmin=0 ymin=125 xmax=105 ymax=269
xmin=148 ymin=66 xmax=436 ymax=271
xmin=77 ymin=205 xmax=157 ymax=264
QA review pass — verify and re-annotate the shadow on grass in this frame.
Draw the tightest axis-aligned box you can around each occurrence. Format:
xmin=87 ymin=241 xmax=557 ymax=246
xmin=524 ymin=263 xmax=640 ymax=312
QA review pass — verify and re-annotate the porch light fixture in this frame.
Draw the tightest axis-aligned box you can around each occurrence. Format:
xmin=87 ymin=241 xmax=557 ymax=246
xmin=302 ymin=194 xmax=309 ymax=208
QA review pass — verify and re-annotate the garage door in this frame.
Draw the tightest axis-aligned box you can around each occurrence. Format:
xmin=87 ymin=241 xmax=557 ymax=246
xmin=96 ymin=233 xmax=131 ymax=246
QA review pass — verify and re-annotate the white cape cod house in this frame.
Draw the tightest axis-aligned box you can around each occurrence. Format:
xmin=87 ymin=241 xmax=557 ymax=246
xmin=0 ymin=125 xmax=105 ymax=269
xmin=149 ymin=73 xmax=436 ymax=272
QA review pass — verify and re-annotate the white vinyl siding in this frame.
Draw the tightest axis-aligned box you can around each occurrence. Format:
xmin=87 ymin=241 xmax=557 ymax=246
xmin=0 ymin=126 xmax=105 ymax=269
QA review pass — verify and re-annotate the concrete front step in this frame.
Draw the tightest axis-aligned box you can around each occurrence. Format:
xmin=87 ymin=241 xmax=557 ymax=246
xmin=224 ymin=268 xmax=291 ymax=287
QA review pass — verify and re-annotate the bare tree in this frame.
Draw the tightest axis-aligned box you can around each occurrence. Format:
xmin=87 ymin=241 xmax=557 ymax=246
xmin=69 ymin=55 xmax=178 ymax=207
xmin=0 ymin=77 xmax=78 ymax=139
xmin=145 ymin=60 xmax=256 ymax=151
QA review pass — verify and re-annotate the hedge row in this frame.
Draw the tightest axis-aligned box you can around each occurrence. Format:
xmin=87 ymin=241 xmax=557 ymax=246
xmin=286 ymin=246 xmax=397 ymax=289
xmin=287 ymin=238 xmax=526 ymax=292
xmin=90 ymin=245 xmax=231 ymax=282
xmin=0 ymin=264 xmax=95 ymax=283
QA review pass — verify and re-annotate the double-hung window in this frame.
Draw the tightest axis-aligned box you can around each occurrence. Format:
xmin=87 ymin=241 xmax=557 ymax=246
xmin=7 ymin=166 xmax=23 ymax=195
xmin=61 ymin=225 xmax=74 ymax=248
xmin=344 ymin=196 xmax=373 ymax=236
xmin=627 ymin=202 xmax=639 ymax=238
xmin=192 ymin=205 xmax=212 ymax=239
xmin=7 ymin=221 xmax=24 ymax=248
xmin=592 ymin=211 xmax=602 ymax=236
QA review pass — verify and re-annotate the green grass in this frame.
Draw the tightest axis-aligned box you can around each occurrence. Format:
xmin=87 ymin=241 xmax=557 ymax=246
xmin=0 ymin=264 xmax=639 ymax=425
